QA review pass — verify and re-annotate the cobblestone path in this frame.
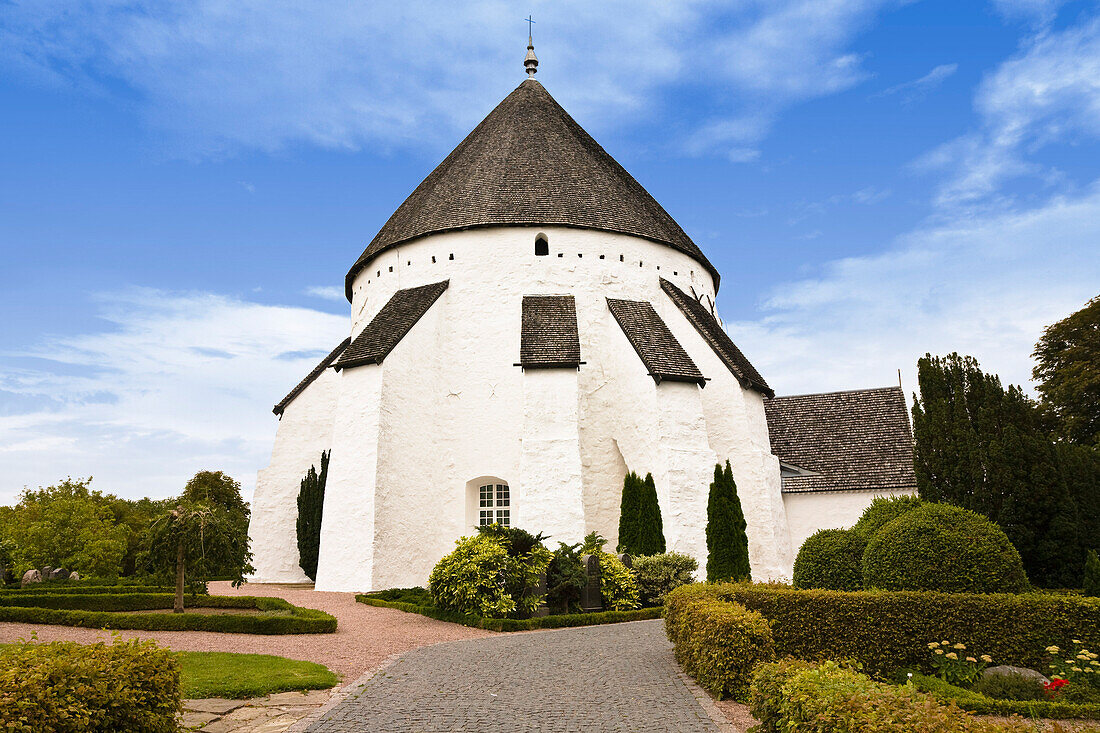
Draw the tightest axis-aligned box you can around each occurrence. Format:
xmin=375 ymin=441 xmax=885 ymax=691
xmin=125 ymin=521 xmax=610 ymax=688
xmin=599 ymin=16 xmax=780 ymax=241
xmin=304 ymin=619 xmax=725 ymax=732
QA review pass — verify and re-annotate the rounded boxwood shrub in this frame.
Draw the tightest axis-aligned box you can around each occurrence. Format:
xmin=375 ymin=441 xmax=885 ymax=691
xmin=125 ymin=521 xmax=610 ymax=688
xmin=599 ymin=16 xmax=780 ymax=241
xmin=862 ymin=503 xmax=1029 ymax=593
xmin=792 ymin=529 xmax=865 ymax=591
xmin=851 ymin=494 xmax=924 ymax=537
xmin=632 ymin=552 xmax=698 ymax=607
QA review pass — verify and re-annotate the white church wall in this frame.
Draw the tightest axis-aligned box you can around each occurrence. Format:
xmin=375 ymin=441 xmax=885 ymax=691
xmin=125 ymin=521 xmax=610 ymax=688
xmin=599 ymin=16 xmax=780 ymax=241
xmin=312 ymin=365 xmax=384 ymax=592
xmin=783 ymin=488 xmax=917 ymax=554
xmin=248 ymin=364 xmax=343 ymax=583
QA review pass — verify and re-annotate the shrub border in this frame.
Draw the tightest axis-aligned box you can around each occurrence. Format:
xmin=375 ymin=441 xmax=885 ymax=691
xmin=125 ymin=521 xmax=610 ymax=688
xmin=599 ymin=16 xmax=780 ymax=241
xmin=356 ymin=594 xmax=660 ymax=631
xmin=910 ymin=673 xmax=1100 ymax=720
xmin=0 ymin=594 xmax=336 ymax=634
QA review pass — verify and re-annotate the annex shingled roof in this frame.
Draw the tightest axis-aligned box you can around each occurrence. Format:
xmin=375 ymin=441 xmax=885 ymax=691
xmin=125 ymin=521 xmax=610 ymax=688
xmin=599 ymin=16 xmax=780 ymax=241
xmin=606 ymin=298 xmax=705 ymax=386
xmin=334 ymin=280 xmax=449 ymax=370
xmin=345 ymin=79 xmax=719 ymax=300
xmin=764 ymin=386 xmax=917 ymax=494
xmin=520 ymin=295 xmax=581 ymax=368
xmin=273 ymin=337 xmax=351 ymax=416
xmin=659 ymin=278 xmax=772 ymax=398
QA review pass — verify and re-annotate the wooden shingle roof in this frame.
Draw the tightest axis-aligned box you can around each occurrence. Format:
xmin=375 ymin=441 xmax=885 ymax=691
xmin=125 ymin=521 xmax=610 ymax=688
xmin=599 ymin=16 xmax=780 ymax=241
xmin=272 ymin=337 xmax=351 ymax=416
xmin=345 ymin=79 xmax=718 ymax=300
xmin=764 ymin=386 xmax=917 ymax=494
xmin=659 ymin=278 xmax=772 ymax=398
xmin=334 ymin=280 xmax=448 ymax=370
xmin=520 ymin=295 xmax=581 ymax=368
xmin=607 ymin=298 xmax=706 ymax=386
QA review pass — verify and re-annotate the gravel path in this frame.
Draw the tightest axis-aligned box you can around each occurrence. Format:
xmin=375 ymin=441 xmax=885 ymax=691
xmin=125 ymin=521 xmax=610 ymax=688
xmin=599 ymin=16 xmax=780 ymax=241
xmin=305 ymin=619 xmax=729 ymax=733
xmin=0 ymin=582 xmax=491 ymax=681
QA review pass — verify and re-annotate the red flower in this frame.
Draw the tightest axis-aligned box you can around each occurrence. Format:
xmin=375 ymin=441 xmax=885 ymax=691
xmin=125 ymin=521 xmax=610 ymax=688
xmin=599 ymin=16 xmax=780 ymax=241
xmin=1044 ymin=679 xmax=1069 ymax=696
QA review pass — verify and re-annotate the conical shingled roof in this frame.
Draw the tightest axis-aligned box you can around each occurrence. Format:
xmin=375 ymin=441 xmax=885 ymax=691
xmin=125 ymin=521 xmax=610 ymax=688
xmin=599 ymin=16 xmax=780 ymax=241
xmin=345 ymin=79 xmax=719 ymax=298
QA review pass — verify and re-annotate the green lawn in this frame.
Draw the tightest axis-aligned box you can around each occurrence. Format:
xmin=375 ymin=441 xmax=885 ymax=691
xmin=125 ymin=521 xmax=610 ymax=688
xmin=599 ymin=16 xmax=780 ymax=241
xmin=177 ymin=651 xmax=340 ymax=699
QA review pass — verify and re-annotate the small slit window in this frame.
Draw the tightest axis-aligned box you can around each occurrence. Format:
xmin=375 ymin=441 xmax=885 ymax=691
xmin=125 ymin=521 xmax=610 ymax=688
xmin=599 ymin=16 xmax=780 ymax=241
xmin=535 ymin=234 xmax=549 ymax=256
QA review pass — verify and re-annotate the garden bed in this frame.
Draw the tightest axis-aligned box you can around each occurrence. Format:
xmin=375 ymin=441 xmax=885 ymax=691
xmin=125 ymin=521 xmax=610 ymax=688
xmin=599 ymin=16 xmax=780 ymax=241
xmin=0 ymin=593 xmax=336 ymax=634
xmin=911 ymin=673 xmax=1100 ymax=720
xmin=357 ymin=590 xmax=661 ymax=631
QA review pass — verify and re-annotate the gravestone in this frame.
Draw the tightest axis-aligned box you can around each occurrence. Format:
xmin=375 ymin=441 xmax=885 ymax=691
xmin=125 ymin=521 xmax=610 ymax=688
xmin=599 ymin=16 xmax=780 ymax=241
xmin=580 ymin=554 xmax=603 ymax=612
xmin=49 ymin=567 xmax=69 ymax=581
xmin=618 ymin=554 xmax=633 ymax=570
xmin=21 ymin=569 xmax=42 ymax=586
xmin=69 ymin=571 xmax=81 ymax=581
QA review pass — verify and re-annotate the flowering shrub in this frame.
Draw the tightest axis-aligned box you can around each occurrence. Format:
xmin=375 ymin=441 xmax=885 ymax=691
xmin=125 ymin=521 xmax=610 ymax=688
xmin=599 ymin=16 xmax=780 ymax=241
xmin=928 ymin=640 xmax=992 ymax=687
xmin=1044 ymin=678 xmax=1070 ymax=695
xmin=1047 ymin=640 xmax=1100 ymax=686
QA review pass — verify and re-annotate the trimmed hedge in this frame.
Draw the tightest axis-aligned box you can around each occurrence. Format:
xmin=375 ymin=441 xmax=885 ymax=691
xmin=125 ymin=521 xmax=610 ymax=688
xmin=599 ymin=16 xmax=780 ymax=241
xmin=911 ymin=673 xmax=1100 ymax=720
xmin=0 ymin=593 xmax=336 ymax=634
xmin=1 ymin=584 xmax=184 ymax=595
xmin=0 ymin=636 xmax=181 ymax=732
xmin=356 ymin=593 xmax=660 ymax=631
xmin=664 ymin=584 xmax=775 ymax=701
xmin=750 ymin=660 xmax=1031 ymax=733
xmin=863 ymin=503 xmax=1030 ymax=593
xmin=791 ymin=528 xmax=865 ymax=591
xmin=715 ymin=583 xmax=1100 ymax=679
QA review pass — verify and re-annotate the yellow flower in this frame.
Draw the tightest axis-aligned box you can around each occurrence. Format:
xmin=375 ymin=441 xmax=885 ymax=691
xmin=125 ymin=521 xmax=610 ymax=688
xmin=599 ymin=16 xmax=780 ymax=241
xmin=928 ymin=642 xmax=940 ymax=649
xmin=942 ymin=640 xmax=950 ymax=646
xmin=1074 ymin=639 xmax=1083 ymax=644
xmin=1072 ymin=667 xmax=1083 ymax=673
xmin=935 ymin=649 xmax=945 ymax=655
xmin=954 ymin=643 xmax=966 ymax=650
xmin=1086 ymin=668 xmax=1095 ymax=674
xmin=946 ymin=652 xmax=959 ymax=660
xmin=981 ymin=655 xmax=993 ymax=663
xmin=1047 ymin=646 xmax=1061 ymax=654
xmin=966 ymin=657 xmax=977 ymax=663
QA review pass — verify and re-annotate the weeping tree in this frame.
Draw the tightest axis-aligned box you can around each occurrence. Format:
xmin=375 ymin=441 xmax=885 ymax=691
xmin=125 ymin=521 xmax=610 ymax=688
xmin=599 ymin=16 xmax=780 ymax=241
xmin=148 ymin=497 xmax=253 ymax=613
xmin=296 ymin=450 xmax=329 ymax=581
xmin=706 ymin=460 xmax=751 ymax=582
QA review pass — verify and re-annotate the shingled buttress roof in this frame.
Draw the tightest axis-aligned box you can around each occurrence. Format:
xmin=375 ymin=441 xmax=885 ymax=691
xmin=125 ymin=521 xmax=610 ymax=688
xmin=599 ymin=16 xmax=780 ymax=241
xmin=334 ymin=280 xmax=449 ymax=370
xmin=273 ymin=337 xmax=351 ymax=415
xmin=660 ymin=278 xmax=772 ymax=398
xmin=607 ymin=298 xmax=706 ymax=387
xmin=520 ymin=295 xmax=582 ymax=368
xmin=345 ymin=79 xmax=719 ymax=300
xmin=764 ymin=386 xmax=917 ymax=494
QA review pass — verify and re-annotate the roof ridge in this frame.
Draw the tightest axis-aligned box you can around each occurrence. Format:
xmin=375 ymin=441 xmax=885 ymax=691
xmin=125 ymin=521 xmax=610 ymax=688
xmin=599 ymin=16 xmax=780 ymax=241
xmin=769 ymin=385 xmax=904 ymax=401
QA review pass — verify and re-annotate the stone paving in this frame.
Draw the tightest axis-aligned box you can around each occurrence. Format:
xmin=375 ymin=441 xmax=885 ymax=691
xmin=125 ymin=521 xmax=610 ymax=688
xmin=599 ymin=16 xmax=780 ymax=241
xmin=303 ymin=619 xmax=729 ymax=732
xmin=182 ymin=690 xmax=336 ymax=732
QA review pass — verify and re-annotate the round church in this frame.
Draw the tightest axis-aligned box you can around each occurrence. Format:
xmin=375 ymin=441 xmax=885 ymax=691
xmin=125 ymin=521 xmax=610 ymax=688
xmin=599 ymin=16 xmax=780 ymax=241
xmin=248 ymin=46 xmax=917 ymax=593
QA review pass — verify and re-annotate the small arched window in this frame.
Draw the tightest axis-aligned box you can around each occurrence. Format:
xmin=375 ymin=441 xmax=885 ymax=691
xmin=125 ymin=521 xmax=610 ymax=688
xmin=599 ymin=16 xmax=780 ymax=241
xmin=534 ymin=233 xmax=549 ymax=256
xmin=466 ymin=476 xmax=510 ymax=528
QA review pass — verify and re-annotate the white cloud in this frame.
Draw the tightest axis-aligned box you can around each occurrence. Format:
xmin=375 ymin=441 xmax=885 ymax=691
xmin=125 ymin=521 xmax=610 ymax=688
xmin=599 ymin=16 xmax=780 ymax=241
xmin=304 ymin=286 xmax=346 ymax=301
xmin=989 ymin=0 xmax=1067 ymax=25
xmin=726 ymin=183 xmax=1100 ymax=399
xmin=878 ymin=62 xmax=958 ymax=103
xmin=0 ymin=289 xmax=347 ymax=505
xmin=0 ymin=0 xmax=894 ymax=158
xmin=930 ymin=14 xmax=1100 ymax=206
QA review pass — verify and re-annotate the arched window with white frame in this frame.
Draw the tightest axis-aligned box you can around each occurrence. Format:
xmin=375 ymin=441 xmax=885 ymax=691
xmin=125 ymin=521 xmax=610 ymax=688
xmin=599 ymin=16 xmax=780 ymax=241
xmin=466 ymin=476 xmax=511 ymax=529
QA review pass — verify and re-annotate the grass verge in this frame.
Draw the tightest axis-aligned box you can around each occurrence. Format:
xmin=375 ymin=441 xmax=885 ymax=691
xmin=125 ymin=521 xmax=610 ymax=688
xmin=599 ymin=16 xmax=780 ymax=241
xmin=177 ymin=651 xmax=339 ymax=699
xmin=356 ymin=593 xmax=661 ymax=631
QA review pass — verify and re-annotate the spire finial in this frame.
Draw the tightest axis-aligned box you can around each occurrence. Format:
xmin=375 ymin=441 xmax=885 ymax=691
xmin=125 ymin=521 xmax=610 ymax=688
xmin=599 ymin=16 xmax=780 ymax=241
xmin=524 ymin=15 xmax=538 ymax=77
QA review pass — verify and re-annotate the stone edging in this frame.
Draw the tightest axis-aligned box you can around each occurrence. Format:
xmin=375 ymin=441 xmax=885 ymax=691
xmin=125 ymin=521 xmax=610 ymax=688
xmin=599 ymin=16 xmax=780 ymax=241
xmin=285 ymin=651 xmax=405 ymax=733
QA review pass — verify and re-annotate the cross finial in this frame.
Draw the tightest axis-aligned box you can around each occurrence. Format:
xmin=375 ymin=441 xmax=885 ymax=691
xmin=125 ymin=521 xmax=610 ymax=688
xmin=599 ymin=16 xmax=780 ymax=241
xmin=524 ymin=16 xmax=538 ymax=77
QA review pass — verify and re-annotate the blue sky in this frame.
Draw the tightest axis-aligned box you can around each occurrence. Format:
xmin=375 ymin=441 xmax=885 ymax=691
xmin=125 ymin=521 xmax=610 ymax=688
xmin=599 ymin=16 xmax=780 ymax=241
xmin=1 ymin=0 xmax=1098 ymax=503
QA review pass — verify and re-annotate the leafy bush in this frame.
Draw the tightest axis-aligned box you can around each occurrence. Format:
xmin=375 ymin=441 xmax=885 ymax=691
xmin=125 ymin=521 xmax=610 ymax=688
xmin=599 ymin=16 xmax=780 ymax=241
xmin=632 ymin=552 xmax=697 ymax=607
xmin=664 ymin=584 xmax=775 ymax=700
xmin=363 ymin=587 xmax=432 ymax=605
xmin=0 ymin=593 xmax=336 ymax=633
xmin=863 ymin=503 xmax=1030 ymax=594
xmin=792 ymin=528 xmax=865 ymax=591
xmin=546 ymin=542 xmax=586 ymax=614
xmin=429 ymin=534 xmax=516 ymax=618
xmin=356 ymin=593 xmax=660 ymax=630
xmin=1086 ymin=549 xmax=1100 ymax=597
xmin=971 ymin=672 xmax=1048 ymax=702
xmin=752 ymin=660 xmax=1031 ymax=733
xmin=748 ymin=658 xmax=816 ymax=733
xmin=0 ymin=636 xmax=181 ymax=732
xmin=852 ymin=495 xmax=925 ymax=537
xmin=716 ymin=583 xmax=1100 ymax=679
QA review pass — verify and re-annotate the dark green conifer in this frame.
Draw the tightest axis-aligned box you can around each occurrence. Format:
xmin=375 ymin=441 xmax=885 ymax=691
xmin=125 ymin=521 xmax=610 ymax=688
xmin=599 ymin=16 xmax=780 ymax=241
xmin=296 ymin=450 xmax=329 ymax=582
xmin=616 ymin=471 xmax=642 ymax=554
xmin=634 ymin=472 xmax=666 ymax=555
xmin=706 ymin=460 xmax=751 ymax=582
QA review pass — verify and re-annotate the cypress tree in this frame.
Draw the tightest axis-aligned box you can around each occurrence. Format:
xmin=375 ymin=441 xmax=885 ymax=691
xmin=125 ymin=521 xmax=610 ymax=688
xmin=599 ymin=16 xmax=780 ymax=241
xmin=616 ymin=471 xmax=642 ymax=554
xmin=634 ymin=472 xmax=666 ymax=555
xmin=1085 ymin=550 xmax=1100 ymax=597
xmin=706 ymin=460 xmax=751 ymax=582
xmin=296 ymin=450 xmax=329 ymax=582
xmin=913 ymin=353 xmax=1081 ymax=587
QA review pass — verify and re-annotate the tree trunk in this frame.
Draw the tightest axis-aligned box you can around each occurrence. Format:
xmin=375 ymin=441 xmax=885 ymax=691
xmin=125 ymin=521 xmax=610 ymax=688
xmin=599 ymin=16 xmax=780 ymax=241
xmin=174 ymin=539 xmax=185 ymax=613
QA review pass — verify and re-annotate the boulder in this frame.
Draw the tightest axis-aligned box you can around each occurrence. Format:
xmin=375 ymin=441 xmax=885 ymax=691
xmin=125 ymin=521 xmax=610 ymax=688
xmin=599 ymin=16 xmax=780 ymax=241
xmin=21 ymin=569 xmax=42 ymax=586
xmin=49 ymin=567 xmax=69 ymax=581
xmin=983 ymin=665 xmax=1050 ymax=685
xmin=68 ymin=571 xmax=81 ymax=581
